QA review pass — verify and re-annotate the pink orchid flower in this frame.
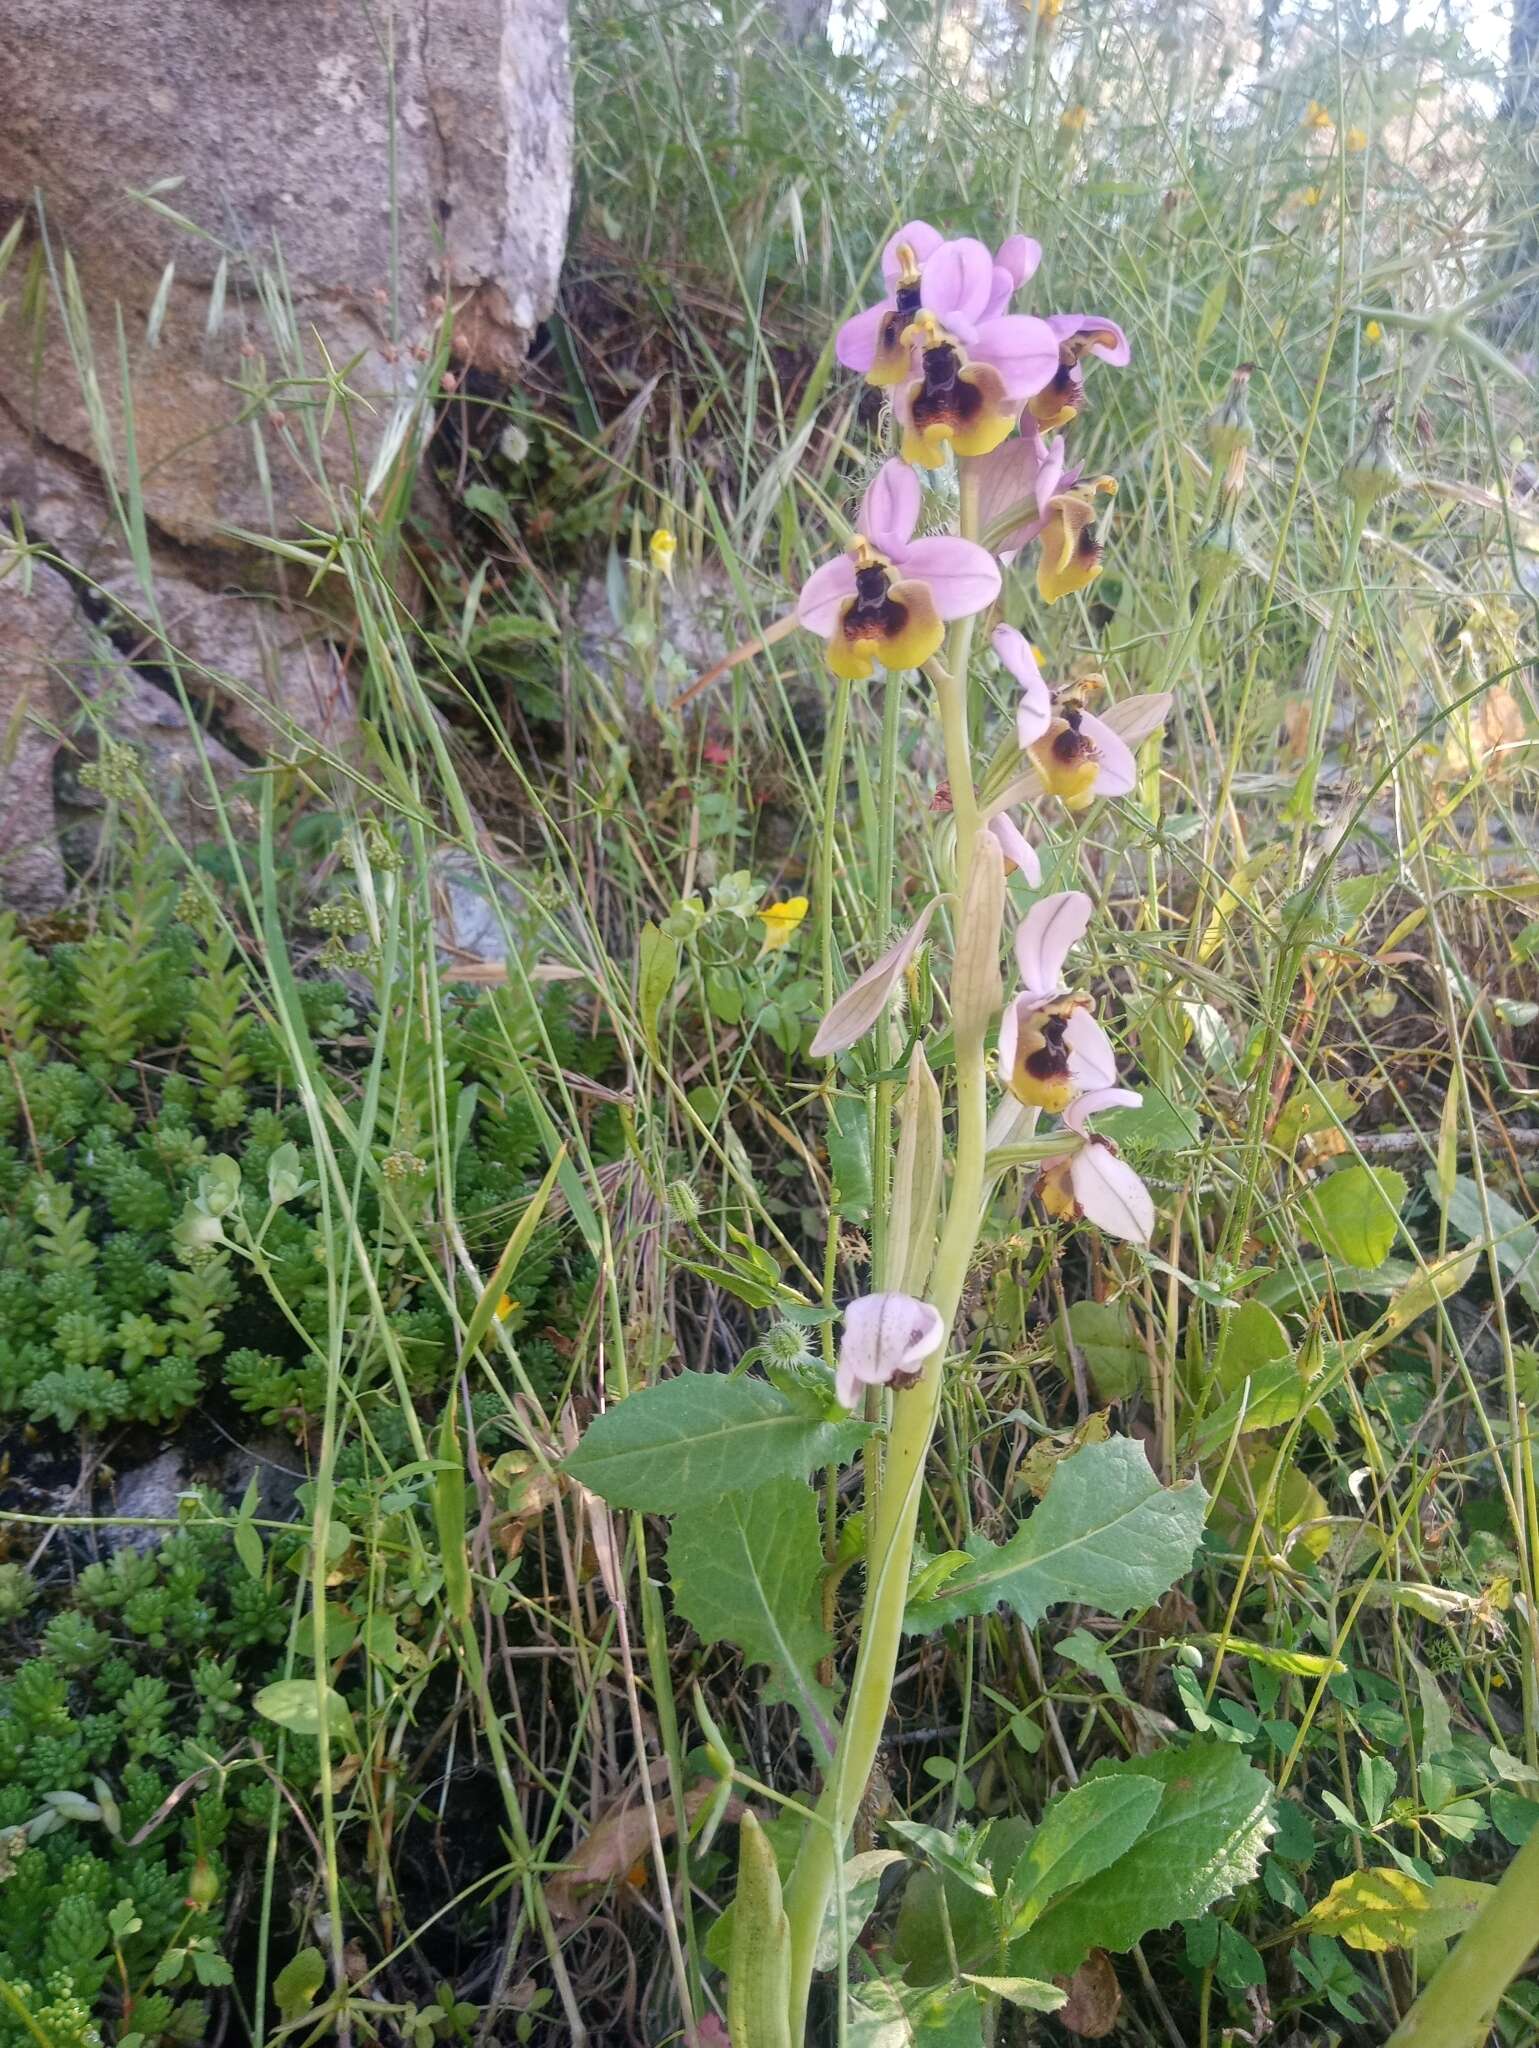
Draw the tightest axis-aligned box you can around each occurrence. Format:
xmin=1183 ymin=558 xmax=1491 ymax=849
xmin=1027 ymin=314 xmax=1132 ymax=431
xmin=835 ymin=219 xmax=947 ymax=387
xmin=1034 ymin=1087 xmax=1154 ymax=1245
xmin=892 ymin=238 xmax=1060 ymax=468
xmin=1028 ymin=701 xmax=1139 ymax=810
xmin=835 ymin=1291 xmax=945 ymax=1410
xmin=837 ymin=227 xmax=1043 ymax=391
xmin=997 ymin=892 xmax=1119 ymax=1113
xmin=987 ymin=810 xmax=1041 ymax=888
xmin=797 ymin=460 xmax=1000 ymax=681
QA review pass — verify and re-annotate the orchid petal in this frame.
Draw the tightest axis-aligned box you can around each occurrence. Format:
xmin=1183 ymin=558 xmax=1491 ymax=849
xmin=1013 ymin=890 xmax=1092 ymax=1002
xmin=796 ymin=554 xmax=858 ymax=637
xmin=860 ymin=460 xmax=922 ymax=555
xmin=920 ymin=238 xmax=994 ymax=325
xmin=997 ymin=991 xmax=1023 ymax=1081
xmin=881 ymin=220 xmax=944 ymax=287
xmin=1046 ymin=313 xmax=1132 ymax=366
xmin=1098 ymin=692 xmax=1174 ymax=748
xmin=835 ymin=1291 xmax=945 ymax=1409
xmin=1079 ymin=710 xmax=1139 ymax=797
xmin=894 ymin=536 xmax=1001 ymax=621
xmin=1071 ymin=1144 xmax=1155 ymax=1244
xmin=1036 ymin=435 xmax=1068 ymax=512
xmin=971 ymin=314 xmax=1060 ymax=400
xmin=836 ymin=301 xmax=894 ymax=375
xmin=996 ymin=233 xmax=1042 ymax=289
xmin=1063 ymin=1087 xmax=1143 ymax=1132
xmin=810 ymin=900 xmax=938 ymax=1058
xmin=992 ymin=625 xmax=1052 ymax=744
xmin=988 ymin=812 xmax=1042 ymax=887
xmin=1064 ymin=1007 xmax=1119 ymax=1091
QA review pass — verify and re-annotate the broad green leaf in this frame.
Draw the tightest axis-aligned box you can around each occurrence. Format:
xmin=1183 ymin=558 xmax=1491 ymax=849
xmin=1212 ymin=1300 xmax=1291 ymax=1396
xmin=272 ymin=1946 xmax=327 ymax=2021
xmin=638 ymin=922 xmax=679 ymax=1059
xmin=1427 ymin=1171 xmax=1539 ymax=1312
xmin=253 ymin=1678 xmax=349 ymax=1739
xmin=1008 ymin=1775 xmax=1163 ymax=1931
xmin=814 ymin=1851 xmax=906 ymax=1970
xmin=1302 ymin=1165 xmax=1406 ymax=1269
xmin=1012 ymin=1742 xmax=1275 ymax=1979
xmin=892 ymin=1821 xmax=1033 ymax=1985
xmin=827 ymin=1091 xmax=873 ymax=1221
xmin=564 ymin=1373 xmax=862 ymax=1512
xmin=1191 ymin=1359 xmax=1308 ymax=1454
xmin=849 ymin=1982 xmax=987 ymax=2048
xmin=961 ymin=1975 xmax=1065 ymax=2013
xmin=904 ymin=1437 xmax=1206 ymax=1636
xmin=1055 ymin=1299 xmax=1143 ymax=1403
xmin=1256 ymin=1258 xmax=1417 ymax=1315
xmin=1412 ymin=1876 xmax=1495 ymax=1951
xmin=667 ymin=1478 xmax=839 ymax=1762
xmin=1306 ymin=1867 xmax=1429 ymax=1951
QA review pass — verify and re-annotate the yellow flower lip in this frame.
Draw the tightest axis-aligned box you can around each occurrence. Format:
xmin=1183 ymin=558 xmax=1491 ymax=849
xmin=649 ymin=528 xmax=677 ymax=579
xmin=757 ymin=896 xmax=810 ymax=949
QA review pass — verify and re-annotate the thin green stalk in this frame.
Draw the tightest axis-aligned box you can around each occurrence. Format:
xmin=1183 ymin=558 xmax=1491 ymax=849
xmin=871 ymin=673 xmax=904 ymax=1286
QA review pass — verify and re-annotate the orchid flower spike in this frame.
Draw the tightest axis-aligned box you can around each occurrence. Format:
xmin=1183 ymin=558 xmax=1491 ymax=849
xmin=1033 ymin=1088 xmax=1154 ymax=1245
xmin=835 ymin=220 xmax=946 ymax=388
xmin=1027 ymin=314 xmax=1131 ymax=432
xmin=797 ymin=461 xmax=1000 ymax=681
xmin=891 ymin=238 xmax=1060 ymax=469
xmin=835 ymin=1292 xmax=945 ymax=1410
xmin=996 ymin=891 xmax=1118 ymax=1113
xmin=1029 ymin=698 xmax=1138 ymax=811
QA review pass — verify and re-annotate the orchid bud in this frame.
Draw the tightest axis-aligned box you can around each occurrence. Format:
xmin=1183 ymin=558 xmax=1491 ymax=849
xmin=1194 ymin=498 xmax=1248 ymax=598
xmin=1206 ymin=364 xmax=1254 ymax=465
xmin=1341 ymin=403 xmax=1403 ymax=515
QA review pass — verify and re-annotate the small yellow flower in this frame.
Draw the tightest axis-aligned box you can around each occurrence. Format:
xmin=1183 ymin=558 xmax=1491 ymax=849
xmin=496 ymin=1293 xmax=520 ymax=1321
xmin=1034 ymin=0 xmax=1065 ymax=20
xmin=757 ymin=896 xmax=809 ymax=950
xmin=1303 ymin=100 xmax=1333 ymax=129
xmin=649 ymin=528 xmax=677 ymax=581
xmin=1059 ymin=104 xmax=1089 ymax=132
xmin=1345 ymin=126 xmax=1369 ymax=152
xmin=1302 ymin=186 xmax=1322 ymax=207
xmin=1364 ymin=319 xmax=1383 ymax=344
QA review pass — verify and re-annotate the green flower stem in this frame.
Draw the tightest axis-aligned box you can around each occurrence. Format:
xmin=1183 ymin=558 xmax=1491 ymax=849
xmin=871 ymin=671 xmax=904 ymax=1287
xmin=783 ymin=464 xmax=991 ymax=2040
xmin=1385 ymin=1824 xmax=1539 ymax=2048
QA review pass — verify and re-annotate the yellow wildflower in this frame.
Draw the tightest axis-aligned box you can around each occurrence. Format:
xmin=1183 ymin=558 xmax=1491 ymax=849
xmin=496 ymin=1294 xmax=519 ymax=1321
xmin=1059 ymin=104 xmax=1089 ymax=133
xmin=1345 ymin=126 xmax=1369 ymax=152
xmin=1364 ymin=319 xmax=1383 ymax=344
xmin=1303 ymin=100 xmax=1333 ymax=129
xmin=649 ymin=528 xmax=677 ymax=581
xmin=1302 ymin=187 xmax=1322 ymax=207
xmin=758 ymin=896 xmax=809 ymax=950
